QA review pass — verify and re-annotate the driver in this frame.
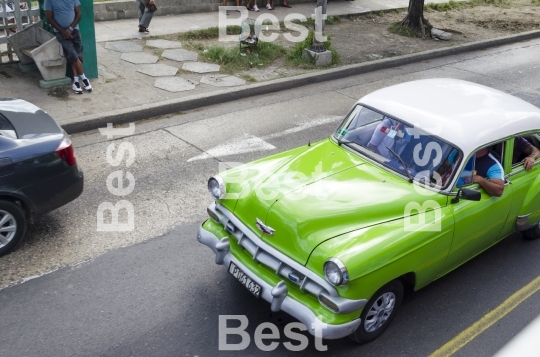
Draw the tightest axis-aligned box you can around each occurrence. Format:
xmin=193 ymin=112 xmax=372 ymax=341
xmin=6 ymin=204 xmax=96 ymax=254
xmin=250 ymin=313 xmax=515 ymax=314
xmin=472 ymin=148 xmax=505 ymax=197
xmin=367 ymin=118 xmax=409 ymax=159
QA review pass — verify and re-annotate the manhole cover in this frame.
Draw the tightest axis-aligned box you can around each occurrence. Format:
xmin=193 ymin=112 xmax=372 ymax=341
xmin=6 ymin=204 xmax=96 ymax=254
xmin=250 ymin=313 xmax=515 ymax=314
xmin=0 ymin=71 xmax=12 ymax=78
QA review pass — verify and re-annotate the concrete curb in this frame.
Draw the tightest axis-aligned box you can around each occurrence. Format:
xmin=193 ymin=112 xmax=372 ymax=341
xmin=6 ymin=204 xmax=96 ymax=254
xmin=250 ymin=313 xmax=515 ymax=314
xmin=63 ymin=29 xmax=540 ymax=134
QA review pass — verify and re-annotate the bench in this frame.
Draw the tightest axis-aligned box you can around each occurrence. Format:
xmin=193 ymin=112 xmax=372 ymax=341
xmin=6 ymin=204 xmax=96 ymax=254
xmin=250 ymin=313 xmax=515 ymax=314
xmin=7 ymin=20 xmax=69 ymax=87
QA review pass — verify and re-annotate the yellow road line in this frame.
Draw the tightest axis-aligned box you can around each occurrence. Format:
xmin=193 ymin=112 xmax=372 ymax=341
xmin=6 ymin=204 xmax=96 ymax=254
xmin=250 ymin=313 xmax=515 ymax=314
xmin=429 ymin=275 xmax=540 ymax=357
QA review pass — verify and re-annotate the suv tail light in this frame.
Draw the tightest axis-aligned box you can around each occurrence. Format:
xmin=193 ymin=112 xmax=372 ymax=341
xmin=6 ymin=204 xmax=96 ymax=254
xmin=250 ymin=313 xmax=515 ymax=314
xmin=56 ymin=134 xmax=76 ymax=166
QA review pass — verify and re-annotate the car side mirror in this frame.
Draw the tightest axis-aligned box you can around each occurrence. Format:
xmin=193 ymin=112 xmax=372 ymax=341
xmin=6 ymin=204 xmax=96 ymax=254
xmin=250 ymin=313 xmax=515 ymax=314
xmin=451 ymin=188 xmax=481 ymax=203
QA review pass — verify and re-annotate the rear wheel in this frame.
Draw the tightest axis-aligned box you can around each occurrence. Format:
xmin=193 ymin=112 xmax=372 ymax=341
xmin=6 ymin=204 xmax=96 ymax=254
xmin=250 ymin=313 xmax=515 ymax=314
xmin=349 ymin=280 xmax=404 ymax=344
xmin=0 ymin=201 xmax=27 ymax=257
xmin=524 ymin=222 xmax=540 ymax=240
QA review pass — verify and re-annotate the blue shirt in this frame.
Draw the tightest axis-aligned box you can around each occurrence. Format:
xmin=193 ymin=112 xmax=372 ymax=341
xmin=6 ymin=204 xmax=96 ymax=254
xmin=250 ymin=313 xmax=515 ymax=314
xmin=456 ymin=152 xmax=503 ymax=186
xmin=44 ymin=0 xmax=80 ymax=32
xmin=476 ymin=153 xmax=504 ymax=181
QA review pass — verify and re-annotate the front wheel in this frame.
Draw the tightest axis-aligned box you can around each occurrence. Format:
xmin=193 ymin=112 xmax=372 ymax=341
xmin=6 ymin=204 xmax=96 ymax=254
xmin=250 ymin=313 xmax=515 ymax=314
xmin=523 ymin=222 xmax=540 ymax=240
xmin=349 ymin=280 xmax=404 ymax=344
xmin=0 ymin=200 xmax=27 ymax=257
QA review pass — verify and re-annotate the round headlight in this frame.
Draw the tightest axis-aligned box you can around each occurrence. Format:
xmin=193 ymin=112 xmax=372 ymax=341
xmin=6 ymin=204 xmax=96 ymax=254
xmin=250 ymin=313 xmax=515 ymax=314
xmin=324 ymin=258 xmax=349 ymax=286
xmin=208 ymin=176 xmax=226 ymax=200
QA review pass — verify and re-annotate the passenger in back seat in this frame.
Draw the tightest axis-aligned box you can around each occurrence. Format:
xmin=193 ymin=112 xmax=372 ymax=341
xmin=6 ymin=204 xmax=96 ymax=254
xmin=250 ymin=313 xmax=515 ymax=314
xmin=514 ymin=136 xmax=540 ymax=171
xmin=367 ymin=118 xmax=410 ymax=160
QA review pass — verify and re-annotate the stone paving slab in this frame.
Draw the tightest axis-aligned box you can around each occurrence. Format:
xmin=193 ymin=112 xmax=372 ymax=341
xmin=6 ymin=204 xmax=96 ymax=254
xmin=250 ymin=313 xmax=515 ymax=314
xmin=105 ymin=41 xmax=143 ymax=53
xmin=137 ymin=64 xmax=179 ymax=77
xmin=162 ymin=49 xmax=198 ymax=62
xmin=121 ymin=52 xmax=159 ymax=64
xmin=145 ymin=39 xmax=182 ymax=49
xmin=154 ymin=77 xmax=199 ymax=92
xmin=182 ymin=62 xmax=220 ymax=73
xmin=200 ymin=74 xmax=246 ymax=87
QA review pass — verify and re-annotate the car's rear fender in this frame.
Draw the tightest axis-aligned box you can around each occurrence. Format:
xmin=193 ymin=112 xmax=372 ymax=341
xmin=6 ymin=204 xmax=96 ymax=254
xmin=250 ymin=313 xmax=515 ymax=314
xmin=502 ymin=166 xmax=540 ymax=233
xmin=517 ymin=172 xmax=540 ymax=227
xmin=0 ymin=192 xmax=35 ymax=223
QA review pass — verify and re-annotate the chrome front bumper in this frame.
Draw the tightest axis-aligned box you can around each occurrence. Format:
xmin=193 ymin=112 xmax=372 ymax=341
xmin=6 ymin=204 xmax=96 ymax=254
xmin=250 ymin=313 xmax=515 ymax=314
xmin=197 ymin=224 xmax=362 ymax=340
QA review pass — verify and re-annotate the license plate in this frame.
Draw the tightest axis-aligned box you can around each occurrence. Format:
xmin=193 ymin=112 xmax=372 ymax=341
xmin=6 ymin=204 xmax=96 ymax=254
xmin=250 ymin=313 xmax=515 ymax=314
xmin=229 ymin=262 xmax=262 ymax=298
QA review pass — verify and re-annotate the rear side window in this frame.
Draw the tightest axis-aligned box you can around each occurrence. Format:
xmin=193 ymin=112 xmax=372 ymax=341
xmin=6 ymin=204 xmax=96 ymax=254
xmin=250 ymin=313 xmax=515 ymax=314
xmin=0 ymin=115 xmax=17 ymax=139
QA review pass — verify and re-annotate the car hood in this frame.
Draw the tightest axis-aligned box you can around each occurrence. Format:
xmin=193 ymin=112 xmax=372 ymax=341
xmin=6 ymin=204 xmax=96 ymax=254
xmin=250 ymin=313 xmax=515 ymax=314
xmin=226 ymin=138 xmax=446 ymax=265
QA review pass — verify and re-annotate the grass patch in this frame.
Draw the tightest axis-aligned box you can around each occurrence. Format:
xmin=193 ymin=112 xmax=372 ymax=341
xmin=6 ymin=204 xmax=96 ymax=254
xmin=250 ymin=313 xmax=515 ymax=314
xmin=239 ymin=73 xmax=257 ymax=82
xmin=326 ymin=15 xmax=342 ymax=25
xmin=388 ymin=22 xmax=416 ymax=37
xmin=425 ymin=0 xmax=468 ymax=11
xmin=177 ymin=26 xmax=242 ymax=41
xmin=289 ymin=15 xmax=341 ymax=28
xmin=426 ymin=0 xmax=509 ymax=10
xmin=532 ymin=0 xmax=540 ymax=4
xmin=199 ymin=41 xmax=286 ymax=73
xmin=286 ymin=30 xmax=339 ymax=68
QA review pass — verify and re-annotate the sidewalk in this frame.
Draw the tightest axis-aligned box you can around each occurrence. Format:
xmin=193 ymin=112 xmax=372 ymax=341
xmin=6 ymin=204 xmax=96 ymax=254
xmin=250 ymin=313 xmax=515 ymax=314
xmin=0 ymin=0 xmax=529 ymax=133
xmin=94 ymin=0 xmax=436 ymax=43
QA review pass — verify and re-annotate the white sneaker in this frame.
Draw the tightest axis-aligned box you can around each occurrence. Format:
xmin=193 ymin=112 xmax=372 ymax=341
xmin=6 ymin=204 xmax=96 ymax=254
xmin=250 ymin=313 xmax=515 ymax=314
xmin=72 ymin=81 xmax=82 ymax=94
xmin=266 ymin=3 xmax=273 ymax=9
xmin=253 ymin=4 xmax=259 ymax=11
xmin=81 ymin=78 xmax=92 ymax=92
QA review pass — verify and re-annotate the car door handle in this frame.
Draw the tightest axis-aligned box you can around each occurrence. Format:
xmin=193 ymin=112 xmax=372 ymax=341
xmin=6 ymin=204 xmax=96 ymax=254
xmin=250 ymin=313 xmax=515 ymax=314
xmin=0 ymin=157 xmax=12 ymax=167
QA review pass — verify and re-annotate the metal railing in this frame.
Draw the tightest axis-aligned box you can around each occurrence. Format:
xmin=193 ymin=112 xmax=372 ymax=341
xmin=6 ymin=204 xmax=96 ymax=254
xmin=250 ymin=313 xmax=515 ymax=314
xmin=0 ymin=0 xmax=40 ymax=64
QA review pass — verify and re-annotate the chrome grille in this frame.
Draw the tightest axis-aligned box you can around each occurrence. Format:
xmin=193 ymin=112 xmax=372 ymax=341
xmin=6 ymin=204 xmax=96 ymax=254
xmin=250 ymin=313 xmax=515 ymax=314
xmin=209 ymin=202 xmax=338 ymax=299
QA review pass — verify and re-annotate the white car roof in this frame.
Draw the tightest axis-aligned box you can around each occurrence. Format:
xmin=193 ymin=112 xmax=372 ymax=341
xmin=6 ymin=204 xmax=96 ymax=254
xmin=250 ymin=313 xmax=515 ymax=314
xmin=358 ymin=78 xmax=540 ymax=156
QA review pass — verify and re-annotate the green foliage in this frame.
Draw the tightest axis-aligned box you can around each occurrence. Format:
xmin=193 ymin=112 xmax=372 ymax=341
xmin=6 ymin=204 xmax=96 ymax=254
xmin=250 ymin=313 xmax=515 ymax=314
xmin=239 ymin=74 xmax=257 ymax=82
xmin=425 ymin=0 xmax=468 ymax=11
xmin=178 ymin=26 xmax=241 ymax=40
xmin=326 ymin=15 xmax=342 ymax=25
xmin=532 ymin=0 xmax=540 ymax=5
xmin=388 ymin=23 xmax=416 ymax=37
xmin=199 ymin=42 xmax=286 ymax=73
xmin=426 ymin=0 xmax=509 ymax=10
xmin=290 ymin=15 xmax=340 ymax=28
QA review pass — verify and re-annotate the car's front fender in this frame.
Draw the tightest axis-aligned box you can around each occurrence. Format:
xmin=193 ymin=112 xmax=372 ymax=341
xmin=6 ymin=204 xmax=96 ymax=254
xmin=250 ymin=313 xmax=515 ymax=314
xmin=306 ymin=205 xmax=454 ymax=301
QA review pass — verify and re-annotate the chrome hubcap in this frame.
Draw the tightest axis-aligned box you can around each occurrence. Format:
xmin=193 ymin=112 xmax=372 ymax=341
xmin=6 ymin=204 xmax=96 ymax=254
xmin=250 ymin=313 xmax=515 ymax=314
xmin=364 ymin=292 xmax=396 ymax=333
xmin=0 ymin=210 xmax=17 ymax=248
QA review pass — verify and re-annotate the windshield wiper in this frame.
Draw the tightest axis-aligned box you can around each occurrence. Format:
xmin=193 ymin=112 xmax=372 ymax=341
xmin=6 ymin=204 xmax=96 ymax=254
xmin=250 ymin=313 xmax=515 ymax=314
xmin=335 ymin=137 xmax=354 ymax=146
xmin=385 ymin=146 xmax=413 ymax=183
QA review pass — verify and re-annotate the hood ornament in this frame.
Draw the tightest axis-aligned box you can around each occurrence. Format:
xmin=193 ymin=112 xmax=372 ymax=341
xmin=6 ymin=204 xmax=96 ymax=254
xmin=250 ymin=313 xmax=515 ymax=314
xmin=256 ymin=218 xmax=275 ymax=236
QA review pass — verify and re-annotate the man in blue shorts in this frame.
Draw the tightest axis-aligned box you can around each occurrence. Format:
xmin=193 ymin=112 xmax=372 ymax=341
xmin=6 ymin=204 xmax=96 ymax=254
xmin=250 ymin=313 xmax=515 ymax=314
xmin=44 ymin=0 xmax=92 ymax=94
xmin=473 ymin=148 xmax=505 ymax=197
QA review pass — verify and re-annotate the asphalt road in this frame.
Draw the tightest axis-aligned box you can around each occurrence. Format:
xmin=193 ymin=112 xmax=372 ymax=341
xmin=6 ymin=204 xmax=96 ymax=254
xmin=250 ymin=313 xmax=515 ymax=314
xmin=1 ymin=38 xmax=540 ymax=356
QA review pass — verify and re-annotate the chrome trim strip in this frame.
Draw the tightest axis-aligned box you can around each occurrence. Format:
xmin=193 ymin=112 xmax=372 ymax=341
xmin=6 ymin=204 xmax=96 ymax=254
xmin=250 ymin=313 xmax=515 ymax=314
xmin=318 ymin=293 xmax=367 ymax=314
xmin=198 ymin=224 xmax=367 ymax=317
xmin=214 ymin=202 xmax=339 ymax=297
xmin=516 ymin=213 xmax=535 ymax=232
xmin=507 ymin=161 xmax=539 ymax=178
xmin=224 ymin=252 xmax=362 ymax=339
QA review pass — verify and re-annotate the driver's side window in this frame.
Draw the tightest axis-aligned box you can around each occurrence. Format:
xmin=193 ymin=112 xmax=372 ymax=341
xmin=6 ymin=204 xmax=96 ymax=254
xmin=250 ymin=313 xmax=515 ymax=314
xmin=456 ymin=141 xmax=505 ymax=188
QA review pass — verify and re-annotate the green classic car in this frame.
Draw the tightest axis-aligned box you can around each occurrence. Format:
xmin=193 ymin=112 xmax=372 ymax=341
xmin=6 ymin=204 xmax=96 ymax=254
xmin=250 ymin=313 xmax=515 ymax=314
xmin=197 ymin=78 xmax=540 ymax=343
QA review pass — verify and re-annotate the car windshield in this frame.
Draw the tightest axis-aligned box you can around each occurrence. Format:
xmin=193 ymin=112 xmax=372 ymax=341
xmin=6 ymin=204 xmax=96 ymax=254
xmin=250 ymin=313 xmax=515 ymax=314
xmin=333 ymin=105 xmax=462 ymax=189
